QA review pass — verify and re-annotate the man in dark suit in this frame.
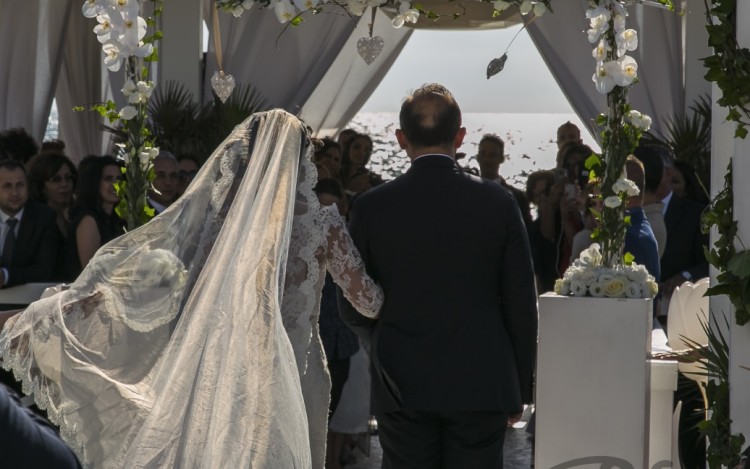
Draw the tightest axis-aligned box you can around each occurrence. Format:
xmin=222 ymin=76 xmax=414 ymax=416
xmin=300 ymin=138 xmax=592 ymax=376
xmin=0 ymin=159 xmax=60 ymax=289
xmin=340 ymin=84 xmax=537 ymax=468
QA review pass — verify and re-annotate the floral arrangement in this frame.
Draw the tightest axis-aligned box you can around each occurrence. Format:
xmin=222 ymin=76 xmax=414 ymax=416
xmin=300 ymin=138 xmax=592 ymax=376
xmin=580 ymin=0 xmax=653 ymax=269
xmin=216 ymin=0 xmax=551 ymax=27
xmin=555 ymin=244 xmax=658 ymax=299
xmin=81 ymin=0 xmax=163 ymax=230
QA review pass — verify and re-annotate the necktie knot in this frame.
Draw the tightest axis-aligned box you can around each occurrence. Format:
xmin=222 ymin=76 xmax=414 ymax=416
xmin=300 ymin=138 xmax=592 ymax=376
xmin=7 ymin=218 xmax=17 ymax=229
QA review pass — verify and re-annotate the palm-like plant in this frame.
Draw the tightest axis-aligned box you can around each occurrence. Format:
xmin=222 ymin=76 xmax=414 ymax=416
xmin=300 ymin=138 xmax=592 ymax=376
xmin=148 ymin=81 xmax=269 ymax=161
xmin=642 ymin=95 xmax=712 ymax=189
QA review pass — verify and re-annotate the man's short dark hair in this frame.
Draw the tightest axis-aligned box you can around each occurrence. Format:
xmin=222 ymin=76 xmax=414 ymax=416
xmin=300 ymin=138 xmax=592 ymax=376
xmin=399 ymin=83 xmax=461 ymax=148
xmin=0 ymin=128 xmax=39 ymax=164
xmin=0 ymin=158 xmax=27 ymax=175
xmin=633 ymin=144 xmax=667 ymax=193
xmin=479 ymin=134 xmax=504 ymax=150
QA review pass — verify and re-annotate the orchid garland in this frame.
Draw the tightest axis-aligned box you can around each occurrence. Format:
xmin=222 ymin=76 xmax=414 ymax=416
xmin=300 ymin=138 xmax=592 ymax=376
xmin=216 ymin=0 xmax=551 ymax=28
xmin=582 ymin=0 xmax=653 ymax=270
xmin=81 ymin=0 xmax=162 ymax=230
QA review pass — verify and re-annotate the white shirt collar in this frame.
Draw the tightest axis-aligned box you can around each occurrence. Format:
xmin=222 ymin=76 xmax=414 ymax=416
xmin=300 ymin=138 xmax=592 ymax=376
xmin=0 ymin=207 xmax=24 ymax=224
xmin=660 ymin=191 xmax=673 ymax=216
xmin=148 ymin=197 xmax=167 ymax=214
xmin=412 ymin=153 xmax=454 ymax=164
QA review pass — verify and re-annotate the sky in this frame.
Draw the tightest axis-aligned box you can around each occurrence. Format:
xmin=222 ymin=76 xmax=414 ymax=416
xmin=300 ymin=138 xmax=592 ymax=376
xmin=360 ymin=25 xmax=576 ymax=114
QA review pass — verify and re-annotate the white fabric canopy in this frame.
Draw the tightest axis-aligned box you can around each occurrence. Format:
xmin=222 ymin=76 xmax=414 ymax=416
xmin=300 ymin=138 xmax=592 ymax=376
xmin=0 ymin=0 xmax=73 ymax=142
xmin=527 ymin=0 xmax=684 ymax=138
xmin=300 ymin=8 xmax=412 ymax=136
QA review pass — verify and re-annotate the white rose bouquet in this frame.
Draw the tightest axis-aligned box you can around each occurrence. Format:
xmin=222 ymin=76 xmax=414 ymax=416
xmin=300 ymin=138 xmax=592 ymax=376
xmin=554 ymin=244 xmax=658 ymax=299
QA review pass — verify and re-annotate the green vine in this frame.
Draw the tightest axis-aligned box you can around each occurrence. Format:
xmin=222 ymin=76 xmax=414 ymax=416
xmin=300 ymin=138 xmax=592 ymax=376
xmin=703 ymin=0 xmax=750 ymax=139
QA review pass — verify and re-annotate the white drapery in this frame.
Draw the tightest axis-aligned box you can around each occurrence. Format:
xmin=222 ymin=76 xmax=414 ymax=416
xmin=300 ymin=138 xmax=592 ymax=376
xmin=299 ymin=8 xmax=412 ymax=136
xmin=56 ymin=7 xmax=107 ymax=161
xmin=527 ymin=0 xmax=685 ymax=138
xmin=0 ymin=0 xmax=73 ymax=141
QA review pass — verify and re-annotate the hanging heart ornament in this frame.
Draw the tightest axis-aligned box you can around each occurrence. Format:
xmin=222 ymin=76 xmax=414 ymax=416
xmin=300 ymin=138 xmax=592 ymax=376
xmin=357 ymin=36 xmax=384 ymax=65
xmin=211 ymin=70 xmax=235 ymax=103
xmin=486 ymin=53 xmax=508 ymax=80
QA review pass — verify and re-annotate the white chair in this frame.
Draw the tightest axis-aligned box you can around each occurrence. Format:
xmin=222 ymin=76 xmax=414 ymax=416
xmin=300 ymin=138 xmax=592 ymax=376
xmin=666 ymin=277 xmax=709 ymax=383
xmin=672 ymin=400 xmax=684 ymax=469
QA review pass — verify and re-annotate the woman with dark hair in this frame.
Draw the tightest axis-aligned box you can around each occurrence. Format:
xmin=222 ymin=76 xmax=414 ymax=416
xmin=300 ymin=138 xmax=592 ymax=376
xmin=66 ymin=156 xmax=124 ymax=278
xmin=313 ymin=138 xmax=342 ymax=180
xmin=672 ymin=160 xmax=709 ymax=206
xmin=339 ymin=133 xmax=383 ymax=196
xmin=28 ymin=153 xmax=77 ymax=237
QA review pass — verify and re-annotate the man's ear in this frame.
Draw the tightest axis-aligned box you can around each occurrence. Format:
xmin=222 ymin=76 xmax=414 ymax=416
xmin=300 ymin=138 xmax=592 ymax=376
xmin=395 ymin=129 xmax=408 ymax=150
xmin=454 ymin=127 xmax=467 ymax=149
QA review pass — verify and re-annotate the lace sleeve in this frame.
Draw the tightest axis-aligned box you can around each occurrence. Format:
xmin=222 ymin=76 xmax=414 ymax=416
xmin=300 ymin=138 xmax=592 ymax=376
xmin=322 ymin=205 xmax=383 ymax=319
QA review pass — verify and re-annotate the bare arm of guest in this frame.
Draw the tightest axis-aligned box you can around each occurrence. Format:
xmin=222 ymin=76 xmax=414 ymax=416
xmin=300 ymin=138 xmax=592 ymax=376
xmin=76 ymin=215 xmax=102 ymax=271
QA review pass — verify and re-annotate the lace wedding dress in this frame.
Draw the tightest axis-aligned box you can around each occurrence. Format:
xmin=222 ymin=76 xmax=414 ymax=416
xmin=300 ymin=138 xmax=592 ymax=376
xmin=0 ymin=110 xmax=383 ymax=468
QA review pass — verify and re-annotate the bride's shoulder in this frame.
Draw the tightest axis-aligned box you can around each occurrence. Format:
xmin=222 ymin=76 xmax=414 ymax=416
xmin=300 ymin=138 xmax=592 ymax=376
xmin=318 ymin=204 xmax=345 ymax=227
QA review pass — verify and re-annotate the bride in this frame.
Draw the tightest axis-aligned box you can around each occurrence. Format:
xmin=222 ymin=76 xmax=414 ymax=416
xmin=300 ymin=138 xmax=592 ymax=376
xmin=0 ymin=110 xmax=383 ymax=468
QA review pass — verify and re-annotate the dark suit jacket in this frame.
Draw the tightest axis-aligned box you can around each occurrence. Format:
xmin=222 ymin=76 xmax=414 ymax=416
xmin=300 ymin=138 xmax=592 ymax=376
xmin=661 ymin=194 xmax=708 ymax=282
xmin=340 ymin=154 xmax=538 ymax=414
xmin=4 ymin=200 xmax=60 ymax=287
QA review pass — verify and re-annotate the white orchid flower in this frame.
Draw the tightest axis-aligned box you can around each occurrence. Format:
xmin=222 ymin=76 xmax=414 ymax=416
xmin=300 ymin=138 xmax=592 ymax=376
xmin=613 ymin=178 xmax=640 ymax=197
xmin=533 ymin=2 xmax=546 ymax=16
xmin=586 ymin=6 xmax=610 ymax=43
xmin=347 ymin=0 xmax=368 ymax=16
xmin=604 ymin=195 xmax=622 ymax=208
xmin=519 ymin=0 xmax=533 ymax=15
xmin=293 ymin=0 xmax=318 ymax=11
xmin=82 ymin=0 xmax=104 ymax=18
xmin=133 ymin=42 xmax=154 ymax=58
xmin=592 ymin=39 xmax=610 ymax=61
xmin=628 ymin=110 xmax=652 ymax=131
xmin=592 ymin=60 xmax=619 ymax=94
xmin=392 ymin=4 xmax=419 ymax=28
xmin=108 ymin=0 xmax=139 ymax=19
xmin=146 ymin=147 xmax=160 ymax=159
xmin=119 ymin=105 xmax=138 ymax=120
xmin=241 ymin=0 xmax=254 ymax=8
xmin=94 ymin=14 xmax=114 ymax=43
xmin=128 ymin=81 xmax=153 ymax=104
xmin=121 ymin=80 xmax=136 ymax=97
xmin=274 ymin=0 xmax=297 ymax=22
xmin=492 ymin=0 xmax=511 ymax=12
xmin=230 ymin=6 xmax=245 ymax=16
xmin=138 ymin=151 xmax=151 ymax=169
xmin=103 ymin=43 xmax=122 ymax=71
xmin=615 ymin=29 xmax=638 ymax=57
xmin=614 ymin=55 xmax=637 ymax=86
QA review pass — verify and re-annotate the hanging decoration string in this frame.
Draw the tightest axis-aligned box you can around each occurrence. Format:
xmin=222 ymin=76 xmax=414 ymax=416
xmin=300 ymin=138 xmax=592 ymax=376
xmin=356 ymin=7 xmax=384 ymax=65
xmin=486 ymin=15 xmax=540 ymax=79
xmin=210 ymin=1 xmax=236 ymax=102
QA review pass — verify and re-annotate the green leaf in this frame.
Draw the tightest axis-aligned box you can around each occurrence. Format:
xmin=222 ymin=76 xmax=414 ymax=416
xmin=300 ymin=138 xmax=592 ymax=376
xmin=705 ymin=284 xmax=736 ymax=297
xmin=727 ymin=250 xmax=750 ymax=278
xmin=584 ymin=154 xmax=602 ymax=170
xmin=623 ymin=252 xmax=635 ymax=265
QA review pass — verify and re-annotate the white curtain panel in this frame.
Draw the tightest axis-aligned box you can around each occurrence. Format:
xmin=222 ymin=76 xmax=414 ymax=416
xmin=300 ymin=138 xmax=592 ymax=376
xmin=300 ymin=8 xmax=412 ymax=136
xmin=527 ymin=0 xmax=684 ymax=139
xmin=57 ymin=8 xmax=106 ymax=162
xmin=0 ymin=0 xmax=73 ymax=141
xmin=203 ymin=3 xmax=357 ymax=111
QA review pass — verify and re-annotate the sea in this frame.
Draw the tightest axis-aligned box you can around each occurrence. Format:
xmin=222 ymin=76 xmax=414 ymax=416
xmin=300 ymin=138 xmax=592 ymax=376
xmin=347 ymin=112 xmax=599 ymax=190
xmin=45 ymin=108 xmax=596 ymax=191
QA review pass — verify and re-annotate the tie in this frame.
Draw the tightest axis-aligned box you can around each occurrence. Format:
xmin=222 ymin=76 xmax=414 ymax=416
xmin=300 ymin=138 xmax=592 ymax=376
xmin=1 ymin=218 xmax=18 ymax=266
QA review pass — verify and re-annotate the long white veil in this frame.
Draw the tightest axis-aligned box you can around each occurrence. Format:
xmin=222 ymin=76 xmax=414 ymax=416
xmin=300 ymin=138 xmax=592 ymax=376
xmin=1 ymin=109 xmax=327 ymax=468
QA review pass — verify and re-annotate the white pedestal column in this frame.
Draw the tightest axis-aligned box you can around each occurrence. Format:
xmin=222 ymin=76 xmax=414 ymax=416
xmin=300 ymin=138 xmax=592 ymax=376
xmin=535 ymin=294 xmax=653 ymax=469
xmin=729 ymin=1 xmax=750 ymax=448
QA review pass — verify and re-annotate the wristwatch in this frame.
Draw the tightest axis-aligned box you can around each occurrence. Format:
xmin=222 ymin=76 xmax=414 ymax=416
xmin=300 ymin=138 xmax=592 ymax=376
xmin=681 ymin=271 xmax=692 ymax=281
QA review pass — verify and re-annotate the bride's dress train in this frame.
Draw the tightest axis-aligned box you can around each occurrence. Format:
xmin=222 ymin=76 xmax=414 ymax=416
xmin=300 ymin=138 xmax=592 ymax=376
xmin=0 ymin=110 xmax=383 ymax=468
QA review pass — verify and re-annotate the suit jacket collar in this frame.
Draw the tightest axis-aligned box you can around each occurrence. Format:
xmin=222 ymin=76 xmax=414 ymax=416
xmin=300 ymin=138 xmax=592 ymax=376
xmin=408 ymin=154 xmax=456 ymax=171
xmin=0 ymin=206 xmax=24 ymax=223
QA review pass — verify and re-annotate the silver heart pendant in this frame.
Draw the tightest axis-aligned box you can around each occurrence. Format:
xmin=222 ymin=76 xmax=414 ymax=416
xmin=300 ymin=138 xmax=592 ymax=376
xmin=357 ymin=36 xmax=384 ymax=65
xmin=486 ymin=53 xmax=508 ymax=79
xmin=211 ymin=70 xmax=235 ymax=103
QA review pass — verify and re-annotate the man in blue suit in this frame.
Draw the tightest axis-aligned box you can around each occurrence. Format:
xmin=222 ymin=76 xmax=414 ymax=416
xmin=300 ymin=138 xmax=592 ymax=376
xmin=340 ymin=83 xmax=537 ymax=468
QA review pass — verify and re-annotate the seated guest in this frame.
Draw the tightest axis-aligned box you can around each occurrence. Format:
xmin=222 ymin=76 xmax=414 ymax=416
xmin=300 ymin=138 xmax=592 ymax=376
xmin=672 ymin=160 xmax=709 ymax=206
xmin=0 ymin=159 xmax=60 ymax=289
xmin=476 ymin=133 xmax=532 ymax=227
xmin=28 ymin=153 xmax=78 ymax=280
xmin=177 ymin=154 xmax=200 ymax=197
xmin=634 ymin=144 xmax=668 ymax=259
xmin=0 ymin=128 xmax=39 ymax=165
xmin=66 ymin=156 xmax=124 ymax=278
xmin=148 ymin=152 xmax=180 ymax=214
